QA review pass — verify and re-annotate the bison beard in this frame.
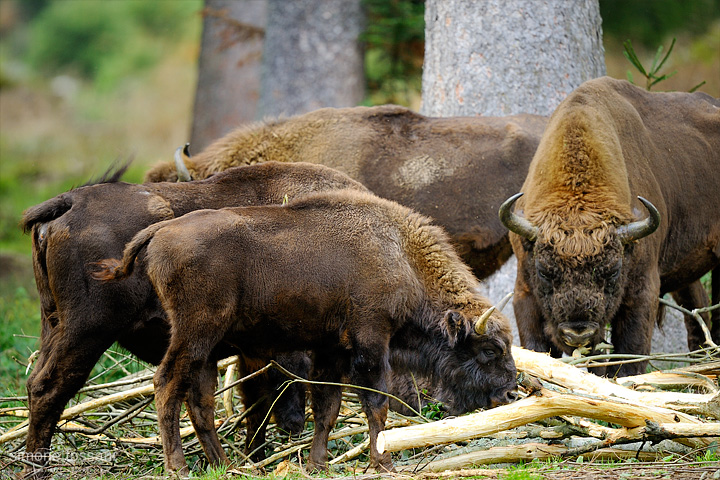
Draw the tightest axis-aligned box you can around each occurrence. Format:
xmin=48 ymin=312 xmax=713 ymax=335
xmin=500 ymin=77 xmax=720 ymax=376
xmin=94 ymin=189 xmax=517 ymax=474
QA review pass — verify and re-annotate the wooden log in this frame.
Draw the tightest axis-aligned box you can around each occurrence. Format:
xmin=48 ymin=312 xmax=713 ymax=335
xmin=619 ymin=370 xmax=719 ymax=394
xmin=417 ymin=442 xmax=664 ymax=472
xmin=376 ymin=387 xmax=712 ymax=454
xmin=512 ymin=346 xmax=719 ymax=416
xmin=223 ymin=362 xmax=237 ymax=417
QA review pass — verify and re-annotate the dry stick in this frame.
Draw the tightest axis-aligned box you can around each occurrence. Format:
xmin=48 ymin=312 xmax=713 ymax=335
xmin=222 ymin=362 xmax=237 ymax=418
xmin=376 ymin=387 xmax=715 ymax=455
xmin=512 ymin=346 xmax=719 ymax=415
xmin=0 ymin=357 xmax=259 ymax=445
xmin=619 ymin=370 xmax=719 ymax=394
xmin=0 ymin=384 xmax=155 ymax=444
xmin=659 ymin=298 xmax=719 ymax=348
xmin=416 ymin=441 xmax=670 ymax=473
xmin=565 ymin=349 xmax=717 ymax=368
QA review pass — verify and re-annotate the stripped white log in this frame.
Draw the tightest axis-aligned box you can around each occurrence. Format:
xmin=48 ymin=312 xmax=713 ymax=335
xmin=512 ymin=346 xmax=718 ymax=415
xmin=376 ymin=387 xmax=713 ymax=454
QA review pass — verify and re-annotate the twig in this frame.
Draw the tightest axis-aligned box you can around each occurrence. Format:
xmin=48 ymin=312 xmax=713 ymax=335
xmin=660 ymin=297 xmax=718 ymax=348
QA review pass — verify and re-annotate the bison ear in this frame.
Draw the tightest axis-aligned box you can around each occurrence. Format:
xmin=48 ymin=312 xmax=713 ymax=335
xmin=442 ymin=310 xmax=467 ymax=347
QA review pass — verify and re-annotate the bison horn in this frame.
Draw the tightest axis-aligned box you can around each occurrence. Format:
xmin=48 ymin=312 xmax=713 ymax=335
xmin=474 ymin=306 xmax=495 ymax=335
xmin=499 ymin=193 xmax=538 ymax=241
xmin=174 ymin=143 xmax=192 ymax=182
xmin=474 ymin=292 xmax=513 ymax=335
xmin=616 ymin=196 xmax=660 ymax=244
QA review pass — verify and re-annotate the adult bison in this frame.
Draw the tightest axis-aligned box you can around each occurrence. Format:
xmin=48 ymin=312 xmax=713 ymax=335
xmin=17 ymin=161 xmax=368 ymax=477
xmin=94 ymin=189 xmax=518 ymax=474
xmin=145 ymin=104 xmax=547 ymax=281
xmin=500 ymin=77 xmax=720 ymax=376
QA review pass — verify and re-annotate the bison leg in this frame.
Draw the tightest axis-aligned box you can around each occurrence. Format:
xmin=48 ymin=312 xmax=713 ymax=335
xmin=307 ymin=349 xmax=346 ymax=472
xmin=240 ymin=352 xmax=309 ymax=462
xmin=185 ymin=357 xmax=229 ymax=468
xmin=350 ymin=343 xmax=394 ymax=472
xmin=269 ymin=352 xmax=310 ymax=435
xmin=154 ymin=333 xmax=221 ymax=475
xmin=23 ymin=334 xmax=114 ymax=478
xmin=153 ymin=355 xmax=191 ymax=475
xmin=513 ymin=275 xmax=561 ymax=356
xmin=670 ymin=281 xmax=711 ymax=351
xmin=609 ymin=276 xmax=659 ymax=377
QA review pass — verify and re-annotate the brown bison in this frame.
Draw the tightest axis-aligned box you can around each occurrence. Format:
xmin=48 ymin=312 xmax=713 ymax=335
xmin=94 ymin=189 xmax=518 ymax=474
xmin=17 ymin=161 xmax=368 ymax=477
xmin=145 ymin=104 xmax=547 ymax=281
xmin=500 ymin=77 xmax=720 ymax=376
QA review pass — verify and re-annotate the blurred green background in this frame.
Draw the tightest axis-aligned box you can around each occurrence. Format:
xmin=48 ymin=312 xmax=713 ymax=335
xmin=0 ymin=0 xmax=718 ymax=396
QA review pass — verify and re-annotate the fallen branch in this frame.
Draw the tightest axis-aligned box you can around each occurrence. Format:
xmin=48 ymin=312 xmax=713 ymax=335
xmin=376 ymin=387 xmax=714 ymax=454
xmin=414 ymin=442 xmax=667 ymax=472
xmin=512 ymin=346 xmax=719 ymax=417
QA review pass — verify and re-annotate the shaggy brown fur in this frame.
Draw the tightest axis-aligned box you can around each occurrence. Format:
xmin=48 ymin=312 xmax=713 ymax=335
xmin=17 ymin=162 xmax=368 ymax=478
xmin=94 ymin=189 xmax=517 ymax=474
xmin=145 ymin=104 xmax=547 ymax=281
xmin=506 ymin=77 xmax=720 ymax=375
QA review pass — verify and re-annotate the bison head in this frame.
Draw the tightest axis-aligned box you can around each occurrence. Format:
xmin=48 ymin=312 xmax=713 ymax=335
xmin=500 ymin=193 xmax=660 ymax=353
xmin=433 ymin=301 xmax=519 ymax=413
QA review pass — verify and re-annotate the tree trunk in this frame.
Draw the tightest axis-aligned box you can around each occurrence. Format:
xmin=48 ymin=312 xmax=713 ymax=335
xmin=259 ymin=0 xmax=365 ymax=118
xmin=421 ymin=0 xmax=606 ymax=339
xmin=421 ymin=0 xmax=606 ymax=117
xmin=190 ymin=0 xmax=266 ymax=152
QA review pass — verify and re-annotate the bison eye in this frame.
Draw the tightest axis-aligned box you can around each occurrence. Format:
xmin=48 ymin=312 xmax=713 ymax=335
xmin=535 ymin=260 xmax=553 ymax=285
xmin=604 ymin=260 xmax=622 ymax=283
xmin=483 ymin=349 xmax=497 ymax=360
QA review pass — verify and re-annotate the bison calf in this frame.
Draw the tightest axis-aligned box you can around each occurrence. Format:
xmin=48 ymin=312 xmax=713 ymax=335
xmin=18 ymin=161 xmax=367 ymax=477
xmin=95 ymin=189 xmax=517 ymax=474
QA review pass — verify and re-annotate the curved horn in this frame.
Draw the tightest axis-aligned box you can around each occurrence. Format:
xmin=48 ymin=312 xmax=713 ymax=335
xmin=474 ymin=306 xmax=495 ymax=335
xmin=499 ymin=193 xmax=538 ymax=241
xmin=616 ymin=196 xmax=660 ymax=244
xmin=174 ymin=143 xmax=192 ymax=182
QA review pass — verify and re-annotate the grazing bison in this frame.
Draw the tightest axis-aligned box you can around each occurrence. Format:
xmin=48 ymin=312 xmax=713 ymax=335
xmin=145 ymin=104 xmax=547 ymax=281
xmin=500 ymin=77 xmax=720 ymax=376
xmin=94 ymin=189 xmax=518 ymax=474
xmin=18 ymin=161 xmax=368 ymax=477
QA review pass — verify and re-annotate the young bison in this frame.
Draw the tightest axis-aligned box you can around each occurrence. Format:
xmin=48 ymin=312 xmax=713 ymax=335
xmin=95 ymin=190 xmax=517 ymax=474
xmin=18 ymin=161 xmax=367 ymax=478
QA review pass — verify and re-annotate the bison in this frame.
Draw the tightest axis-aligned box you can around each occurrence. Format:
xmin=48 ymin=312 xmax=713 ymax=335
xmin=500 ymin=77 xmax=720 ymax=376
xmin=145 ymin=104 xmax=548 ymax=281
xmin=94 ymin=189 xmax=518 ymax=474
xmin=17 ymin=161 xmax=369 ymax=477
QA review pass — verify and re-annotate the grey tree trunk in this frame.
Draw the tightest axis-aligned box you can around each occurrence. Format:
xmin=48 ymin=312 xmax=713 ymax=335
xmin=421 ymin=0 xmax=605 ymax=117
xmin=259 ymin=0 xmax=365 ymax=118
xmin=190 ymin=0 xmax=266 ymax=152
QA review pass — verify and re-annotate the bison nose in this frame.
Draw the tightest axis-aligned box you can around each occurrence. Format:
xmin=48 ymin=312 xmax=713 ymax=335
xmin=559 ymin=325 xmax=597 ymax=348
xmin=490 ymin=389 xmax=518 ymax=408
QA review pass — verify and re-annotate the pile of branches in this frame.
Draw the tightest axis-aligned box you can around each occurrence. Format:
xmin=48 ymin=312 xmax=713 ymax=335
xmin=1 ymin=309 xmax=719 ymax=477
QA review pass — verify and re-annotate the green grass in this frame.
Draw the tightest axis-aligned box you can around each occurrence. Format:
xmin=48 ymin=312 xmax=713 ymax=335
xmin=0 ymin=286 xmax=40 ymax=399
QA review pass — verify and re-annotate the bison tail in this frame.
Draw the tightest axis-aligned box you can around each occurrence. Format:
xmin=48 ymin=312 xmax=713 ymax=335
xmin=91 ymin=258 xmax=128 ymax=281
xmin=91 ymin=220 xmax=168 ymax=282
xmin=21 ymin=194 xmax=73 ymax=233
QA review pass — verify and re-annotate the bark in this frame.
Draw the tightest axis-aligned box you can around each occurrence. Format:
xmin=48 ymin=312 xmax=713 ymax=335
xmin=421 ymin=0 xmax=606 ymax=117
xmin=190 ymin=0 xmax=267 ymax=152
xmin=259 ymin=0 xmax=365 ymax=118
